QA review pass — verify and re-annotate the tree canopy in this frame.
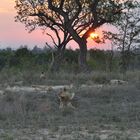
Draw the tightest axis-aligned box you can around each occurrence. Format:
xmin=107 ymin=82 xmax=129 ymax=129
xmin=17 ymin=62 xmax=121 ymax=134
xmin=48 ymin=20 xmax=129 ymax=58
xmin=15 ymin=0 xmax=125 ymax=39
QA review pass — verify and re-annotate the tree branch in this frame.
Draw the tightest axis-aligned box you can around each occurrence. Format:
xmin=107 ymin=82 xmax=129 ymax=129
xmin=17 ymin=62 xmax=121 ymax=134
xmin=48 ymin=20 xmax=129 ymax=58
xmin=59 ymin=0 xmax=65 ymax=9
xmin=46 ymin=33 xmax=58 ymax=47
xmin=69 ymin=0 xmax=82 ymax=24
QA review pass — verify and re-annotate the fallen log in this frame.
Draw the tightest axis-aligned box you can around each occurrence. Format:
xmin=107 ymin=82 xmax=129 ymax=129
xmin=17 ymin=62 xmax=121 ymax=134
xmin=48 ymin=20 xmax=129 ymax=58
xmin=5 ymin=86 xmax=40 ymax=93
xmin=4 ymin=84 xmax=74 ymax=93
xmin=110 ymin=79 xmax=128 ymax=85
xmin=80 ymin=84 xmax=103 ymax=89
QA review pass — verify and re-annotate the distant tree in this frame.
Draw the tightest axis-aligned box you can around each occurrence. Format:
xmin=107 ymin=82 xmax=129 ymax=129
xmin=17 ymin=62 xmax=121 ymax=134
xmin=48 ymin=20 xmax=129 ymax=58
xmin=106 ymin=43 xmax=115 ymax=72
xmin=9 ymin=56 xmax=20 ymax=67
xmin=15 ymin=0 xmax=134 ymax=71
xmin=0 ymin=55 xmax=7 ymax=70
xmin=0 ymin=48 xmax=14 ymax=69
xmin=89 ymin=49 xmax=107 ymax=69
xmin=104 ymin=1 xmax=140 ymax=72
xmin=32 ymin=45 xmax=43 ymax=54
xmin=15 ymin=47 xmax=32 ymax=58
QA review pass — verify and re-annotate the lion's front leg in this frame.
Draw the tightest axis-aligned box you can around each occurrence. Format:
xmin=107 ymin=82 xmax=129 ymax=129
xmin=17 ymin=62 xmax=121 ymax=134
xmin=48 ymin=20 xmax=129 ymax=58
xmin=59 ymin=100 xmax=64 ymax=109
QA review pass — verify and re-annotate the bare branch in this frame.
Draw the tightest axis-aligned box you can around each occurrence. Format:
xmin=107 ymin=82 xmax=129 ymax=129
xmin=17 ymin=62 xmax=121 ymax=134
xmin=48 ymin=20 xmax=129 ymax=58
xmin=46 ymin=33 xmax=58 ymax=47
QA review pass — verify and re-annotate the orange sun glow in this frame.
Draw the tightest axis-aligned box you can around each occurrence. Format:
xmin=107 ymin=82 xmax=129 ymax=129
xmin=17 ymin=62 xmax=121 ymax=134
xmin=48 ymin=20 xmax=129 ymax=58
xmin=90 ymin=33 xmax=99 ymax=39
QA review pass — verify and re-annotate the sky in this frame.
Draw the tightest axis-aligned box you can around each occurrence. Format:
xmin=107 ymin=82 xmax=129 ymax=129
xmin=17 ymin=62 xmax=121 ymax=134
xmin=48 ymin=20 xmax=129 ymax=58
xmin=0 ymin=0 xmax=123 ymax=50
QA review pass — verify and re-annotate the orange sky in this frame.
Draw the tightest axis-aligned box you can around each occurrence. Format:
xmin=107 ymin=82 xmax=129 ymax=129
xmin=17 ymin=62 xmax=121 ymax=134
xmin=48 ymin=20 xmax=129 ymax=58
xmin=0 ymin=0 xmax=47 ymax=49
xmin=0 ymin=0 xmax=117 ymax=50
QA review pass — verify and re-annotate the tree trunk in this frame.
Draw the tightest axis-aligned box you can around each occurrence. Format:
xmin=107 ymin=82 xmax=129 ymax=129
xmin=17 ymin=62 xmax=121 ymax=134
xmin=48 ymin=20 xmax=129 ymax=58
xmin=53 ymin=52 xmax=63 ymax=71
xmin=120 ymin=51 xmax=128 ymax=73
xmin=48 ymin=49 xmax=64 ymax=72
xmin=78 ymin=39 xmax=88 ymax=72
xmin=65 ymin=27 xmax=88 ymax=72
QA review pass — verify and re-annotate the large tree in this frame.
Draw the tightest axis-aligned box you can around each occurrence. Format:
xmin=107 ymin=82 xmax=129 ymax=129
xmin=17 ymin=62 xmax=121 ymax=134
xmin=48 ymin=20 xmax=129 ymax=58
xmin=15 ymin=0 xmax=133 ymax=71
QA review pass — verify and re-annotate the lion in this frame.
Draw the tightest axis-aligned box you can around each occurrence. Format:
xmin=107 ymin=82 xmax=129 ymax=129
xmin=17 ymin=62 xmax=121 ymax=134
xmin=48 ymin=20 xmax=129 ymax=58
xmin=58 ymin=88 xmax=75 ymax=109
xmin=40 ymin=72 xmax=46 ymax=79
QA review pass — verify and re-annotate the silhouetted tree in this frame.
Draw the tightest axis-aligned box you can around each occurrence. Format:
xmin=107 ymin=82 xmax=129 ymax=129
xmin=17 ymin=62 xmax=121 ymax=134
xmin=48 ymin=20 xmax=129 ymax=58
xmin=15 ymin=47 xmax=31 ymax=57
xmin=15 ymin=0 xmax=134 ymax=71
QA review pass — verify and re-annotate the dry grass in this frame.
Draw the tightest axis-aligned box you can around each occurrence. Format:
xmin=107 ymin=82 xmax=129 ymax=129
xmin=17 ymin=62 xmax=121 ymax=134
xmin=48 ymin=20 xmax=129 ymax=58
xmin=0 ymin=70 xmax=140 ymax=139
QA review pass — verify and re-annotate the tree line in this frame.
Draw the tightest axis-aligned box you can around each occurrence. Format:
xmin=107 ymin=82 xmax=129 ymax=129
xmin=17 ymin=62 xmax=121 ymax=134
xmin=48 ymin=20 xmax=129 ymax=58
xmin=0 ymin=47 xmax=140 ymax=72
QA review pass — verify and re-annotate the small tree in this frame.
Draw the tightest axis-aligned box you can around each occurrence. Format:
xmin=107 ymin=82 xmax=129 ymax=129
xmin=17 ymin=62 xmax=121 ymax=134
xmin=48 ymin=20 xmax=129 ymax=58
xmin=45 ymin=30 xmax=72 ymax=71
xmin=104 ymin=1 xmax=140 ymax=72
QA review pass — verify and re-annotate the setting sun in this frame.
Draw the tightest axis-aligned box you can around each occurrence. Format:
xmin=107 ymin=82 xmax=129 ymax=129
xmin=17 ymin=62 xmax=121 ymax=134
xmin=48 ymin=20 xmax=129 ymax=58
xmin=90 ymin=33 xmax=99 ymax=39
xmin=89 ymin=32 xmax=101 ymax=43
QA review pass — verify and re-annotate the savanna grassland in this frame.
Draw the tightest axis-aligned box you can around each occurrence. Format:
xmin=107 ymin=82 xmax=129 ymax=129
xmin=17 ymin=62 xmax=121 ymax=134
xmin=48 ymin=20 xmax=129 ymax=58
xmin=0 ymin=69 xmax=140 ymax=140
xmin=0 ymin=48 xmax=140 ymax=140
